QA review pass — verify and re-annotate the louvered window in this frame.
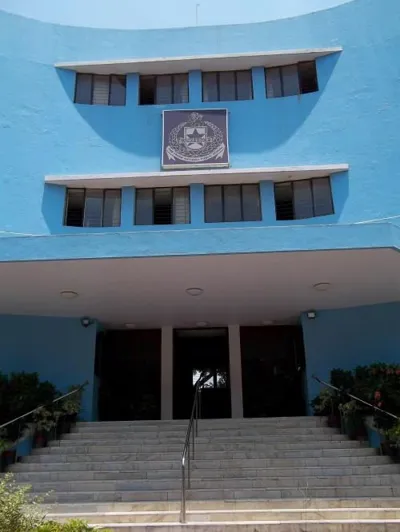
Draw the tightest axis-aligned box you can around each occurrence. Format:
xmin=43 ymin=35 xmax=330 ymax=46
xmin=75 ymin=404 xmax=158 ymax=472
xmin=274 ymin=177 xmax=333 ymax=220
xmin=266 ymin=61 xmax=318 ymax=98
xmin=135 ymin=187 xmax=190 ymax=225
xmin=202 ymin=70 xmax=253 ymax=102
xmin=139 ymin=74 xmax=189 ymax=105
xmin=64 ymin=189 xmax=121 ymax=227
xmin=205 ymin=184 xmax=261 ymax=223
xmin=74 ymin=74 xmax=126 ymax=106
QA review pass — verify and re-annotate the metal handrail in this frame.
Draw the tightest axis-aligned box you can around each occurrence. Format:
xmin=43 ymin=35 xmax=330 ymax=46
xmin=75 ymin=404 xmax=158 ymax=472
xmin=180 ymin=370 xmax=213 ymax=523
xmin=0 ymin=381 xmax=87 ymax=431
xmin=312 ymin=375 xmax=399 ymax=421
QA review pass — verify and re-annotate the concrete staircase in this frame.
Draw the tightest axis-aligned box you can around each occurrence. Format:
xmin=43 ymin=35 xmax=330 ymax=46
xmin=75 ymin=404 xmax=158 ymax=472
xmin=9 ymin=417 xmax=400 ymax=530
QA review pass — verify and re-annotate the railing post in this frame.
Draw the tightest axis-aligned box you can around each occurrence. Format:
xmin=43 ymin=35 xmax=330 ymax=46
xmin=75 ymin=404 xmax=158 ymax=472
xmin=187 ymin=444 xmax=191 ymax=488
xmin=195 ymin=392 xmax=199 ymax=437
xmin=181 ymin=461 xmax=186 ymax=523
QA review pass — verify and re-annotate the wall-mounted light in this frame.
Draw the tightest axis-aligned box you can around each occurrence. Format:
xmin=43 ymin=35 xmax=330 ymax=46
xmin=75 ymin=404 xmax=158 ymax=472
xmin=80 ymin=316 xmax=94 ymax=328
xmin=307 ymin=311 xmax=317 ymax=320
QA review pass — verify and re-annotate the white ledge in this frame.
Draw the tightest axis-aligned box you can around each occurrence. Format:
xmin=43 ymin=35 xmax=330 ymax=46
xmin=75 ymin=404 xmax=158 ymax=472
xmin=45 ymin=164 xmax=349 ymax=189
xmin=55 ymin=48 xmax=342 ymax=75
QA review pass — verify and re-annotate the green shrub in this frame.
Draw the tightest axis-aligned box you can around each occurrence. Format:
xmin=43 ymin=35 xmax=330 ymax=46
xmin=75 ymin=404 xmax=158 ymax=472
xmin=0 ymin=473 xmax=45 ymax=532
xmin=37 ymin=520 xmax=112 ymax=531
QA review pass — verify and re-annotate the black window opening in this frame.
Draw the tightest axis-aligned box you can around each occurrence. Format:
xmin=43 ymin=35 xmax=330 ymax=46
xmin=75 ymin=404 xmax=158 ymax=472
xmin=64 ymin=189 xmax=122 ymax=227
xmin=265 ymin=61 xmax=319 ymax=98
xmin=205 ymin=184 xmax=261 ymax=223
xmin=202 ymin=70 xmax=253 ymax=102
xmin=74 ymin=73 xmax=127 ymax=106
xmin=274 ymin=177 xmax=334 ymax=220
xmin=135 ymin=187 xmax=190 ymax=225
xmin=139 ymin=74 xmax=189 ymax=105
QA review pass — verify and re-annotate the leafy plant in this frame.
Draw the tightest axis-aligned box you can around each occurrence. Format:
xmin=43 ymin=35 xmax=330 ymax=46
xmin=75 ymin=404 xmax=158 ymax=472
xmin=311 ymin=388 xmax=339 ymax=416
xmin=60 ymin=385 xmax=83 ymax=417
xmin=0 ymin=473 xmax=45 ymax=532
xmin=37 ymin=520 xmax=112 ymax=531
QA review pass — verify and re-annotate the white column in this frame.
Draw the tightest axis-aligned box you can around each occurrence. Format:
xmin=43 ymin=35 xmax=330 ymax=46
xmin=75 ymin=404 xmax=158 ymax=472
xmin=228 ymin=324 xmax=244 ymax=418
xmin=161 ymin=326 xmax=173 ymax=420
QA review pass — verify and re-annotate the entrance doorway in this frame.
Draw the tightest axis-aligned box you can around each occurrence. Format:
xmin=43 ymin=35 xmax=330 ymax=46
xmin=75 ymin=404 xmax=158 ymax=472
xmin=240 ymin=325 xmax=306 ymax=418
xmin=173 ymin=328 xmax=231 ymax=419
xmin=96 ymin=330 xmax=161 ymax=421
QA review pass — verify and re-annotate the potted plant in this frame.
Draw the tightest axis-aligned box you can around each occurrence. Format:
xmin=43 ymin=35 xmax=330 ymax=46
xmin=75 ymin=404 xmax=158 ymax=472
xmin=58 ymin=384 xmax=84 ymax=434
xmin=32 ymin=407 xmax=58 ymax=448
xmin=339 ymin=399 xmax=367 ymax=440
xmin=311 ymin=388 xmax=341 ymax=427
xmin=0 ymin=438 xmax=15 ymax=472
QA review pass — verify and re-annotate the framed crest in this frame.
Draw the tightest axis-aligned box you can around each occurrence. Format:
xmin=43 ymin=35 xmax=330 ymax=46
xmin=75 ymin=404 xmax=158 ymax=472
xmin=162 ymin=109 xmax=229 ymax=170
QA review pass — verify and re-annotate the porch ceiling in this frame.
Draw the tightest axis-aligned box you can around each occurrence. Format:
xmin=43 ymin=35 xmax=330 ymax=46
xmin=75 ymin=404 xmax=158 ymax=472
xmin=0 ymin=249 xmax=399 ymax=327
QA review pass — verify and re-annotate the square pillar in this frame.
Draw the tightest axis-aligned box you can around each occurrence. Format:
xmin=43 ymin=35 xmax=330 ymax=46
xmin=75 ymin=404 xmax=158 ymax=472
xmin=228 ymin=325 xmax=244 ymax=418
xmin=161 ymin=326 xmax=173 ymax=420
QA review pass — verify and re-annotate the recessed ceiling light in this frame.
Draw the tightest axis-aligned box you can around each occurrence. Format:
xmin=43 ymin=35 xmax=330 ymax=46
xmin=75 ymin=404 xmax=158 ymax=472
xmin=60 ymin=290 xmax=79 ymax=299
xmin=196 ymin=321 xmax=208 ymax=327
xmin=125 ymin=323 xmax=136 ymax=329
xmin=313 ymin=283 xmax=331 ymax=292
xmin=186 ymin=287 xmax=204 ymax=296
xmin=261 ymin=320 xmax=274 ymax=326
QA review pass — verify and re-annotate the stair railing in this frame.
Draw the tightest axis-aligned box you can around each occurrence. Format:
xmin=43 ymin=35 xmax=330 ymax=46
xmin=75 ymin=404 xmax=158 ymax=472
xmin=180 ymin=370 xmax=213 ymax=523
xmin=0 ymin=382 xmax=87 ymax=464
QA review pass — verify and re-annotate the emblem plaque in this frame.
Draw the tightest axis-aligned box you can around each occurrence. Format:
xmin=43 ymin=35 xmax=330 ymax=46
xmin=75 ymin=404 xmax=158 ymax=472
xmin=162 ymin=109 xmax=229 ymax=169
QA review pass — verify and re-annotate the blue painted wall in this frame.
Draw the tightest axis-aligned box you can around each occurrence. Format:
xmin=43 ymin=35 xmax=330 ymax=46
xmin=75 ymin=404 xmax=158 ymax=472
xmin=302 ymin=302 xmax=400 ymax=411
xmin=0 ymin=316 xmax=97 ymax=420
xmin=0 ymin=0 xmax=399 ymax=261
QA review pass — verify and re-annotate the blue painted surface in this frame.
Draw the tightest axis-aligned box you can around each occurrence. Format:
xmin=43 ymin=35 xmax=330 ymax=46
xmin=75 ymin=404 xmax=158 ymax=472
xmin=302 ymin=302 xmax=400 ymax=412
xmin=0 ymin=316 xmax=97 ymax=420
xmin=0 ymin=0 xmax=355 ymax=29
xmin=0 ymin=0 xmax=399 ymax=263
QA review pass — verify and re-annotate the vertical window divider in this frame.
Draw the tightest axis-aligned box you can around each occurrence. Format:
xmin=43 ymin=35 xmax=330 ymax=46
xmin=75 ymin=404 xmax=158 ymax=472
xmin=171 ymin=74 xmax=175 ymax=104
xmin=279 ymin=67 xmax=284 ymax=97
xmin=234 ymin=71 xmax=238 ymax=101
xmin=221 ymin=185 xmax=225 ymax=222
xmin=239 ymin=185 xmax=244 ymax=221
xmin=152 ymin=188 xmax=156 ymax=225
xmin=90 ymin=74 xmax=95 ymax=105
xmin=108 ymin=76 xmax=112 ymax=106
xmin=217 ymin=72 xmax=221 ymax=102
xmin=101 ymin=190 xmax=106 ymax=228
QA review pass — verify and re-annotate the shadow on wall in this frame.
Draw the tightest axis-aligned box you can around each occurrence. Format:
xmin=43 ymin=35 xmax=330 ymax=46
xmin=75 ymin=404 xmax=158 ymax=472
xmin=55 ymin=53 xmax=341 ymax=157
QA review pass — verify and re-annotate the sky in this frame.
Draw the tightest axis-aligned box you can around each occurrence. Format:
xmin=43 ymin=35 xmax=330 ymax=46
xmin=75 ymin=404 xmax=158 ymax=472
xmin=0 ymin=0 xmax=353 ymax=29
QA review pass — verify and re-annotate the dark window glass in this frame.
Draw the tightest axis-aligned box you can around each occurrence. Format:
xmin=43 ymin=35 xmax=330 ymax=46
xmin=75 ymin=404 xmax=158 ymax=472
xmin=135 ymin=188 xmax=190 ymax=225
xmin=266 ymin=67 xmax=282 ymax=98
xmin=298 ymin=61 xmax=319 ymax=94
xmin=64 ymin=189 xmax=121 ymax=227
xmin=75 ymin=74 xmax=126 ymax=105
xmin=205 ymin=186 xmax=223 ymax=222
xmin=202 ymin=70 xmax=253 ymax=102
xmin=205 ymin=184 xmax=261 ymax=223
xmin=109 ymin=75 xmax=126 ymax=106
xmin=75 ymin=74 xmax=93 ymax=104
xmin=242 ymin=184 xmax=261 ymax=221
xmin=266 ymin=60 xmax=318 ymax=99
xmin=274 ymin=178 xmax=333 ymax=220
xmin=65 ymin=189 xmax=85 ymax=226
xmin=224 ymin=185 xmax=242 ymax=222
xmin=139 ymin=74 xmax=189 ymax=105
xmin=219 ymin=71 xmax=236 ymax=101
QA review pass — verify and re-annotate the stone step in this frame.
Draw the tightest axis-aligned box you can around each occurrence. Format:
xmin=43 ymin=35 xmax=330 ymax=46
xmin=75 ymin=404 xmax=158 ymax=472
xmin=37 ymin=485 xmax=400 ymax=503
xmin=12 ymin=464 xmax=399 ymax=482
xmin=67 ymin=428 xmax=335 ymax=439
xmin=48 ymin=508 xmax=400 ymax=525
xmin=12 ymin=454 xmax=390 ymax=472
xmin=40 ymin=498 xmax=400 ymax=513
xmin=25 ymin=474 xmax=400 ymax=493
xmin=52 ymin=521 xmax=400 ymax=531
xmin=76 ymin=417 xmax=325 ymax=429
xmin=25 ymin=447 xmax=378 ymax=463
xmin=40 ymin=440 xmax=365 ymax=454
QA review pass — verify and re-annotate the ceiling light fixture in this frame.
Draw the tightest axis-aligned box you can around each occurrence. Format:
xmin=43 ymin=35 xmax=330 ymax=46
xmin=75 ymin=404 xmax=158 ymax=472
xmin=196 ymin=321 xmax=208 ymax=327
xmin=125 ymin=323 xmax=136 ymax=329
xmin=60 ymin=290 xmax=79 ymax=299
xmin=313 ymin=283 xmax=331 ymax=292
xmin=186 ymin=287 xmax=204 ymax=296
xmin=261 ymin=320 xmax=274 ymax=326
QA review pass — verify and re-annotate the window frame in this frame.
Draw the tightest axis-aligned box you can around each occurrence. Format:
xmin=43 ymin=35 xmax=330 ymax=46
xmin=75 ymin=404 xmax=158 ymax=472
xmin=204 ymin=184 xmax=262 ymax=223
xmin=135 ymin=186 xmax=191 ymax=225
xmin=202 ymin=70 xmax=254 ymax=102
xmin=265 ymin=61 xmax=319 ymax=99
xmin=74 ymin=74 xmax=126 ymax=106
xmin=138 ymin=74 xmax=190 ymax=105
xmin=274 ymin=177 xmax=334 ymax=221
xmin=64 ymin=188 xmax=122 ymax=227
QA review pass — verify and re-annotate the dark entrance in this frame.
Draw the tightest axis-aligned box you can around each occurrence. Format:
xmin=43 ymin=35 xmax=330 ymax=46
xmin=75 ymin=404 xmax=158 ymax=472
xmin=240 ymin=325 xmax=306 ymax=418
xmin=173 ymin=328 xmax=231 ymax=419
xmin=96 ymin=330 xmax=161 ymax=421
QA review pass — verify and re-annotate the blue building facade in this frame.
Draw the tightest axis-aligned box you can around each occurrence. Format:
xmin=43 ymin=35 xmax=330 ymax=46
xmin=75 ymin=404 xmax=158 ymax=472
xmin=0 ymin=0 xmax=400 ymax=421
